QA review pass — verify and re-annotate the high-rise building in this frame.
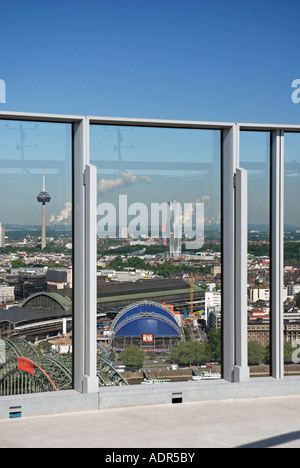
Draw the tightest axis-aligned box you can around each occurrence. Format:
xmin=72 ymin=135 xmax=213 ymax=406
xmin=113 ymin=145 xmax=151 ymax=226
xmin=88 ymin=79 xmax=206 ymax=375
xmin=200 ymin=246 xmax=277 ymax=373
xmin=167 ymin=199 xmax=182 ymax=258
xmin=0 ymin=222 xmax=5 ymax=248
xmin=37 ymin=171 xmax=51 ymax=250
xmin=119 ymin=226 xmax=129 ymax=239
xmin=161 ymin=224 xmax=168 ymax=246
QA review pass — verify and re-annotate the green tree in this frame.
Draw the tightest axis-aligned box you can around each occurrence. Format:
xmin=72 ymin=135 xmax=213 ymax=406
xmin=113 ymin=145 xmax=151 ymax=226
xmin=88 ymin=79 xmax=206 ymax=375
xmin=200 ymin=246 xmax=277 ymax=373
xmin=206 ymin=328 xmax=222 ymax=362
xmin=127 ymin=257 xmax=147 ymax=269
xmin=284 ymin=342 xmax=295 ymax=364
xmin=176 ymin=342 xmax=210 ymax=366
xmin=11 ymin=259 xmax=28 ymax=268
xmin=109 ymin=350 xmax=116 ymax=362
xmin=108 ymin=256 xmax=124 ymax=270
xmin=120 ymin=347 xmax=145 ymax=369
xmin=192 ymin=342 xmax=211 ymax=365
xmin=176 ymin=342 xmax=195 ymax=366
xmin=248 ymin=341 xmax=265 ymax=365
xmin=168 ymin=347 xmax=179 ymax=364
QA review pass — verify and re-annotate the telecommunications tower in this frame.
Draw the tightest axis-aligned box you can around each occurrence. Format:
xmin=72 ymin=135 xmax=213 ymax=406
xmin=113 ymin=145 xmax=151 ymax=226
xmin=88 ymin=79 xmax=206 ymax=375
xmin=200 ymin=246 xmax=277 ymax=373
xmin=37 ymin=171 xmax=51 ymax=249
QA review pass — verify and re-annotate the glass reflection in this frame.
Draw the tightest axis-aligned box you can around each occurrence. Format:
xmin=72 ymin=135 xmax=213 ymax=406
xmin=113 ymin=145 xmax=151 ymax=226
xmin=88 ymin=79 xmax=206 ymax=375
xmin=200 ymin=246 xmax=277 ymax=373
xmin=240 ymin=131 xmax=271 ymax=377
xmin=91 ymin=125 xmax=222 ymax=385
xmin=284 ymin=132 xmax=300 ymax=376
xmin=0 ymin=120 xmax=73 ymax=395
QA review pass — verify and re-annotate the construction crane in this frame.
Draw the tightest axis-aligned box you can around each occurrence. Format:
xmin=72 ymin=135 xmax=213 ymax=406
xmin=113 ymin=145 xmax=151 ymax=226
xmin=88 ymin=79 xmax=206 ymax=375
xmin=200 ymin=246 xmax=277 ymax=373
xmin=189 ymin=273 xmax=206 ymax=321
xmin=190 ymin=273 xmax=194 ymax=317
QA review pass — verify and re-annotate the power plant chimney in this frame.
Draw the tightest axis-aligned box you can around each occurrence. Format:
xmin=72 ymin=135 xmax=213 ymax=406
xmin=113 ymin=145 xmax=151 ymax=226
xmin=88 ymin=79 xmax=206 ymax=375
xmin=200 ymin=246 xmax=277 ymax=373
xmin=37 ymin=171 xmax=51 ymax=249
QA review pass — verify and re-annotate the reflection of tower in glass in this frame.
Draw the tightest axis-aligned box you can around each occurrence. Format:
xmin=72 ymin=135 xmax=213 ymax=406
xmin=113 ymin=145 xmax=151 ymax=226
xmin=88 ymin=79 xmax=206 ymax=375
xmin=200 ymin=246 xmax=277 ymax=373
xmin=37 ymin=171 xmax=51 ymax=250
xmin=168 ymin=199 xmax=182 ymax=258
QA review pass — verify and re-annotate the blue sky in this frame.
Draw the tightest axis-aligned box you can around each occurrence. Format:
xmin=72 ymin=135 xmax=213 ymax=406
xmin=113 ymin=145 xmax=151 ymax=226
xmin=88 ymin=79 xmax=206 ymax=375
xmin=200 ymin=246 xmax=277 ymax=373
xmin=1 ymin=0 xmax=300 ymax=124
xmin=1 ymin=0 xmax=300 ymax=228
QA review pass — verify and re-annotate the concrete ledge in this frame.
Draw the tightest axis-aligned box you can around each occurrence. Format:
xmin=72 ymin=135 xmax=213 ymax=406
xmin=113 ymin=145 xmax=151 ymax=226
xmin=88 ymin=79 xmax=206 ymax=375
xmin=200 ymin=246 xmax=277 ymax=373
xmin=99 ymin=376 xmax=300 ymax=409
xmin=0 ymin=390 xmax=98 ymax=420
xmin=2 ymin=376 xmax=300 ymax=419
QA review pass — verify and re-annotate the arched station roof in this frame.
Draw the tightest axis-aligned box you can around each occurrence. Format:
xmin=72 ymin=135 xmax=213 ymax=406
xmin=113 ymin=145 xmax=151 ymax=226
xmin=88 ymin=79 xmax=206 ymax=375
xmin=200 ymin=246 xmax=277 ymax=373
xmin=110 ymin=301 xmax=183 ymax=338
xmin=20 ymin=292 xmax=72 ymax=312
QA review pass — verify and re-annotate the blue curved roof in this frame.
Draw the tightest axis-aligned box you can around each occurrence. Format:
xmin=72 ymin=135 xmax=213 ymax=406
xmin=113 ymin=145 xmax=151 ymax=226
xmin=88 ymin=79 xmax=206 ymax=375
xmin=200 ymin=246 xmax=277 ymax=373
xmin=111 ymin=301 xmax=182 ymax=338
xmin=115 ymin=318 xmax=180 ymax=337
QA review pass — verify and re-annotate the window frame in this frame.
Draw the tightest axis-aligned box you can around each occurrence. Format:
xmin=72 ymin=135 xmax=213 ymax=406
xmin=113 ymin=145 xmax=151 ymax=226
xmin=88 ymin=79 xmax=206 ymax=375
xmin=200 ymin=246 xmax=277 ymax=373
xmin=0 ymin=111 xmax=299 ymax=415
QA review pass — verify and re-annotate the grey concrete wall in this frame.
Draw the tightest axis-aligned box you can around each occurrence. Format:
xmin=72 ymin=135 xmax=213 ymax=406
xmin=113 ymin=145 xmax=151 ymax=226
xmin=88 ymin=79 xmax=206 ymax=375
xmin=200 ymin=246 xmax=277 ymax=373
xmin=2 ymin=377 xmax=300 ymax=419
xmin=0 ymin=391 xmax=98 ymax=419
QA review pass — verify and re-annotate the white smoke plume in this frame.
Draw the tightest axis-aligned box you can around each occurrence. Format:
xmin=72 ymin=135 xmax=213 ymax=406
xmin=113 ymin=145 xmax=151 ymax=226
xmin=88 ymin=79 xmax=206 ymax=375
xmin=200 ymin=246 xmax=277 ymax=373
xmin=140 ymin=175 xmax=152 ymax=184
xmin=50 ymin=202 xmax=72 ymax=225
xmin=97 ymin=172 xmax=137 ymax=193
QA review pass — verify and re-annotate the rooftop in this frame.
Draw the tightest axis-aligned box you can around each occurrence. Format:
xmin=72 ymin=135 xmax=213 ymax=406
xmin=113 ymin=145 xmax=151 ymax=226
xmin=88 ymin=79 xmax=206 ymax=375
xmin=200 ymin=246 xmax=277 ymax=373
xmin=1 ymin=394 xmax=300 ymax=448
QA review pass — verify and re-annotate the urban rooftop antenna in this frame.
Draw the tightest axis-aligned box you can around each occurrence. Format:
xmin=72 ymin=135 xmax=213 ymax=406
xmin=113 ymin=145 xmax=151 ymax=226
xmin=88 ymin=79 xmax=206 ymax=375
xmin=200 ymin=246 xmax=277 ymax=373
xmin=37 ymin=170 xmax=51 ymax=249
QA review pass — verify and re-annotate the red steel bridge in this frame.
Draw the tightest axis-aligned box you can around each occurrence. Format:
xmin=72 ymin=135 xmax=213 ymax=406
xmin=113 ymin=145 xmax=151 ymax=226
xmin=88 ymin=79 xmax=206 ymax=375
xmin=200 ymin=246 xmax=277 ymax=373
xmin=0 ymin=338 xmax=127 ymax=396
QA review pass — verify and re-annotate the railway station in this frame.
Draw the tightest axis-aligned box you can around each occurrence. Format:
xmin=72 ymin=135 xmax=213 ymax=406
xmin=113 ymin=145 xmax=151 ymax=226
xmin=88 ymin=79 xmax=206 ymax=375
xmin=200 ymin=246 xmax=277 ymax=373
xmin=108 ymin=301 xmax=184 ymax=352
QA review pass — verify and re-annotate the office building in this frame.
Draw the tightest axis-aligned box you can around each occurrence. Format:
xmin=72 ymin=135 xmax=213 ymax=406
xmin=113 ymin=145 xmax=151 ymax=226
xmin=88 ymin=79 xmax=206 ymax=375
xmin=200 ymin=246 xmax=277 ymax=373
xmin=167 ymin=199 xmax=182 ymax=258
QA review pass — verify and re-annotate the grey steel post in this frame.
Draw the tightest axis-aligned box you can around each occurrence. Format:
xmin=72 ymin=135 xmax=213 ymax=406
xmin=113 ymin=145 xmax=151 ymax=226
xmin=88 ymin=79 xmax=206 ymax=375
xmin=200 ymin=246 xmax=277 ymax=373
xmin=73 ymin=117 xmax=87 ymax=392
xmin=271 ymin=130 xmax=284 ymax=379
xmin=234 ymin=167 xmax=250 ymax=382
xmin=73 ymin=117 xmax=98 ymax=393
xmin=222 ymin=125 xmax=238 ymax=382
xmin=83 ymin=163 xmax=99 ymax=393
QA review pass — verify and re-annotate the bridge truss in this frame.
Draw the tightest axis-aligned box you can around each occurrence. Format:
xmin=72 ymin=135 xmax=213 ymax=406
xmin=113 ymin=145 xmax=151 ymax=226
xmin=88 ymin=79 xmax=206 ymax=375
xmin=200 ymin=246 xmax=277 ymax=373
xmin=0 ymin=339 xmax=127 ymax=396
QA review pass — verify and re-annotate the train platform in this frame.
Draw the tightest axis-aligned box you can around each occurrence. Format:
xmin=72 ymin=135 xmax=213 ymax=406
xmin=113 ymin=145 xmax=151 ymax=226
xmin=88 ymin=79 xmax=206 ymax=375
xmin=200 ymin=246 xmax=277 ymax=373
xmin=1 ymin=394 xmax=300 ymax=448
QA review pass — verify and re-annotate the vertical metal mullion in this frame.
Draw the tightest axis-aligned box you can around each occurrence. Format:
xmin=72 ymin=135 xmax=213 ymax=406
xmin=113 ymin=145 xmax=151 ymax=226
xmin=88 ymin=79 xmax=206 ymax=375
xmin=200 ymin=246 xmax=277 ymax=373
xmin=73 ymin=117 xmax=98 ymax=393
xmin=234 ymin=166 xmax=250 ymax=381
xmin=222 ymin=125 xmax=238 ymax=382
xmin=84 ymin=162 xmax=99 ymax=393
xmin=73 ymin=118 xmax=87 ymax=392
xmin=270 ymin=130 xmax=284 ymax=379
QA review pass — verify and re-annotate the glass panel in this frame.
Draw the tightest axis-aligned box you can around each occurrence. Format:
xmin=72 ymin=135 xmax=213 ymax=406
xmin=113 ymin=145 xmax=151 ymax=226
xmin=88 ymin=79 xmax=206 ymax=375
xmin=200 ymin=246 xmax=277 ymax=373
xmin=91 ymin=124 xmax=222 ymax=385
xmin=0 ymin=120 xmax=73 ymax=395
xmin=239 ymin=131 xmax=271 ymax=377
xmin=284 ymin=132 xmax=300 ymax=376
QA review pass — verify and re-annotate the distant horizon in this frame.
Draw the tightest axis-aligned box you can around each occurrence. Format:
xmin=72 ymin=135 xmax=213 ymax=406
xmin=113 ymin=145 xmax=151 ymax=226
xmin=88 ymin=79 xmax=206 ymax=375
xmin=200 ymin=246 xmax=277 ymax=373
xmin=2 ymin=222 xmax=300 ymax=233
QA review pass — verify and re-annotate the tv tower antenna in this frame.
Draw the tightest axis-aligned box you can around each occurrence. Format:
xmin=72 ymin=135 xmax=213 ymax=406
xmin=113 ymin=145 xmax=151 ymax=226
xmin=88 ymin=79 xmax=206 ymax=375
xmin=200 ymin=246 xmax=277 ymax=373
xmin=5 ymin=121 xmax=38 ymax=174
xmin=104 ymin=126 xmax=133 ymax=174
xmin=37 ymin=170 xmax=51 ymax=249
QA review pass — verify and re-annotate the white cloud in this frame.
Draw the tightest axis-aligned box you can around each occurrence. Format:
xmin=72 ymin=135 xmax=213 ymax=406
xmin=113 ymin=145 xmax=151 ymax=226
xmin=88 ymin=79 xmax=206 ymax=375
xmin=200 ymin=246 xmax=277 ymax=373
xmin=97 ymin=172 xmax=137 ymax=193
xmin=140 ymin=175 xmax=152 ymax=184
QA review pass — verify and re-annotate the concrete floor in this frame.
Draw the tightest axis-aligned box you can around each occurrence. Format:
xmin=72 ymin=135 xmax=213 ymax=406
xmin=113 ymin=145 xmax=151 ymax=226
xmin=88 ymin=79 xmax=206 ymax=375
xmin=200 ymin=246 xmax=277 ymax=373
xmin=1 ymin=395 xmax=300 ymax=448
